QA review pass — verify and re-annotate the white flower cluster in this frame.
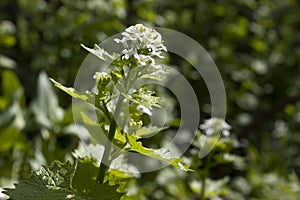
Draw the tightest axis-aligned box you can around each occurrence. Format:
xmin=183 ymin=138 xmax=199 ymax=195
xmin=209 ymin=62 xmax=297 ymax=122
xmin=199 ymin=117 xmax=231 ymax=137
xmin=93 ymin=72 xmax=109 ymax=81
xmin=114 ymin=24 xmax=167 ymax=69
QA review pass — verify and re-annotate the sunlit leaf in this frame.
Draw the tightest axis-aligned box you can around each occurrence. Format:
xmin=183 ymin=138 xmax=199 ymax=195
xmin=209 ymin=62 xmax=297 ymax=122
xmin=50 ymin=78 xmax=90 ymax=102
xmin=127 ymin=135 xmax=192 ymax=171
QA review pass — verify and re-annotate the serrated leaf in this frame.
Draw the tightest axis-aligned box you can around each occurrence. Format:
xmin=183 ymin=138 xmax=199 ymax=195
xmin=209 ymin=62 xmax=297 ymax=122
xmin=140 ymin=67 xmax=169 ymax=81
xmin=72 ymin=158 xmax=98 ymax=195
xmin=81 ymin=44 xmax=118 ymax=62
xmin=127 ymin=136 xmax=192 ymax=171
xmin=122 ymin=88 xmax=160 ymax=109
xmin=50 ymin=78 xmax=90 ymax=101
xmin=5 ymin=159 xmax=124 ymax=200
xmin=40 ymin=161 xmax=75 ymax=189
xmin=4 ymin=161 xmax=76 ymax=200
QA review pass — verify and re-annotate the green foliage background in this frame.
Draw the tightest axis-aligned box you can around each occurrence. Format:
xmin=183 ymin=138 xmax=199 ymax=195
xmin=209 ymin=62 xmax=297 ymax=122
xmin=1 ymin=0 xmax=300 ymax=199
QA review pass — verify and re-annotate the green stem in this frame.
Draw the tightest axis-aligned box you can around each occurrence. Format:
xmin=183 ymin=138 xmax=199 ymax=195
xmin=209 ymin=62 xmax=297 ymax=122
xmin=96 ymin=95 xmax=124 ymax=184
xmin=96 ymin=67 xmax=136 ymax=184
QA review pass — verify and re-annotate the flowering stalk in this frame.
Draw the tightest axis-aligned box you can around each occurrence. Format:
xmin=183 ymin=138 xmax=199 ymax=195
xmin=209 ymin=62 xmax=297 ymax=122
xmin=97 ymin=95 xmax=124 ymax=183
xmin=51 ymin=24 xmax=192 ymax=185
xmin=94 ymin=24 xmax=169 ymax=183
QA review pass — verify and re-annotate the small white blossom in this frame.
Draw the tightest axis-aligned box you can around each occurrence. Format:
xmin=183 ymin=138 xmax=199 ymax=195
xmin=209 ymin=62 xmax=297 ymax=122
xmin=93 ymin=72 xmax=108 ymax=80
xmin=137 ymin=104 xmax=152 ymax=116
xmin=199 ymin=117 xmax=231 ymax=137
xmin=134 ymin=54 xmax=154 ymax=66
xmin=114 ymin=24 xmax=167 ymax=67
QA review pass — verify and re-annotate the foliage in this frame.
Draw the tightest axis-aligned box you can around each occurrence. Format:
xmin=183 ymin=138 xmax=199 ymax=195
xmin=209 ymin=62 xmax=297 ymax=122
xmin=1 ymin=0 xmax=300 ymax=199
xmin=5 ymin=159 xmax=124 ymax=200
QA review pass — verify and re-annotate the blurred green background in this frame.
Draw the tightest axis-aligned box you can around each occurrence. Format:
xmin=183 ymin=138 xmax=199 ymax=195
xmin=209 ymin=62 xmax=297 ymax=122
xmin=1 ymin=0 xmax=300 ymax=199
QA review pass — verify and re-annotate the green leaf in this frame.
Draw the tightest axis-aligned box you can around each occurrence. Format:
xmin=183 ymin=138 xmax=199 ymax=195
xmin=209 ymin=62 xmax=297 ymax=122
xmin=81 ymin=44 xmax=119 ymax=62
xmin=72 ymin=157 xmax=124 ymax=200
xmin=80 ymin=112 xmax=126 ymax=146
xmin=122 ymin=88 xmax=160 ymax=109
xmin=0 ymin=89 xmax=25 ymax=129
xmin=127 ymin=135 xmax=192 ymax=171
xmin=0 ymin=70 xmax=23 ymax=110
xmin=135 ymin=126 xmax=169 ymax=138
xmin=71 ymin=158 xmax=98 ymax=195
xmin=88 ymin=183 xmax=124 ymax=200
xmin=50 ymin=78 xmax=90 ymax=101
xmin=32 ymin=72 xmax=64 ymax=128
xmin=42 ymin=161 xmax=75 ymax=189
xmin=5 ymin=159 xmax=124 ymax=200
xmin=4 ymin=161 xmax=76 ymax=200
xmin=0 ymin=126 xmax=24 ymax=151
xmin=81 ymin=112 xmax=100 ymax=126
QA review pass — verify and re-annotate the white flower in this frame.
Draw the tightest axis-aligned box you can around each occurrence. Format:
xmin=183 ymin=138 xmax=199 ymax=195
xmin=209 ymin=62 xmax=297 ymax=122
xmin=199 ymin=117 xmax=231 ymax=137
xmin=137 ymin=104 xmax=152 ymax=116
xmin=121 ymin=48 xmax=136 ymax=59
xmin=93 ymin=72 xmax=108 ymax=80
xmin=115 ymin=24 xmax=167 ymax=63
xmin=134 ymin=54 xmax=154 ymax=66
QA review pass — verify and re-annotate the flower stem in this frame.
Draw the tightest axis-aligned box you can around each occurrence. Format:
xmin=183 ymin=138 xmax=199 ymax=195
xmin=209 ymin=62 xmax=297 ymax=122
xmin=96 ymin=95 xmax=124 ymax=184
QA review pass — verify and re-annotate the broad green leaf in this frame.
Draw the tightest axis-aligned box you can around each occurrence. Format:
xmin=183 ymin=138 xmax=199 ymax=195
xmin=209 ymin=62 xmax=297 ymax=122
xmin=50 ymin=78 xmax=90 ymax=101
xmin=72 ymin=158 xmax=98 ymax=194
xmin=88 ymin=183 xmax=124 ymax=200
xmin=127 ymin=136 xmax=191 ymax=171
xmin=0 ymin=126 xmax=25 ymax=151
xmin=4 ymin=161 xmax=76 ymax=200
xmin=32 ymin=72 xmax=64 ymax=128
xmin=72 ymin=157 xmax=124 ymax=200
xmin=5 ymin=159 xmax=124 ymax=200
xmin=0 ymin=70 xmax=23 ymax=110
xmin=40 ymin=161 xmax=75 ymax=189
